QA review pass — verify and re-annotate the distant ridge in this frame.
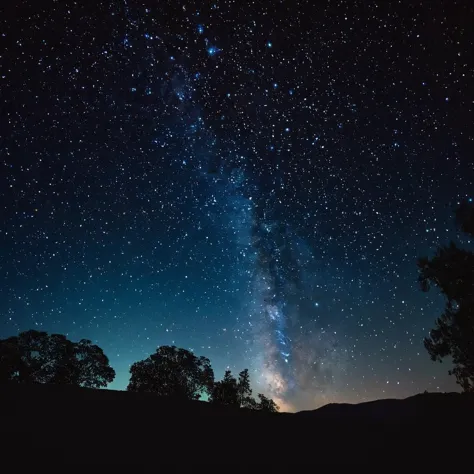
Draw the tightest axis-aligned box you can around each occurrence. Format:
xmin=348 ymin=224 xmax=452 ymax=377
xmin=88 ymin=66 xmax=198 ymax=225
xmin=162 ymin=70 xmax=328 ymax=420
xmin=297 ymin=392 xmax=472 ymax=421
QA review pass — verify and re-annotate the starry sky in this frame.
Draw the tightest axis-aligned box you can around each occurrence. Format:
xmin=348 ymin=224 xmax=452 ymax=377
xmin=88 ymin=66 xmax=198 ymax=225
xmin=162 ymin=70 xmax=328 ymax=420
xmin=1 ymin=0 xmax=473 ymax=412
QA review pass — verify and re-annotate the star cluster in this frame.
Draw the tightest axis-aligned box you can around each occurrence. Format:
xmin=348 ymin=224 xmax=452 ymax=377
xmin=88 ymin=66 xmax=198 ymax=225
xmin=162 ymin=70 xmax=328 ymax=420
xmin=0 ymin=0 xmax=473 ymax=411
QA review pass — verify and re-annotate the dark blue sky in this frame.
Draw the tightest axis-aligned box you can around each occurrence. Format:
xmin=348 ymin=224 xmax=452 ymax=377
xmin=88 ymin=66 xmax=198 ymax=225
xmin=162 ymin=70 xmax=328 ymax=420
xmin=1 ymin=0 xmax=473 ymax=411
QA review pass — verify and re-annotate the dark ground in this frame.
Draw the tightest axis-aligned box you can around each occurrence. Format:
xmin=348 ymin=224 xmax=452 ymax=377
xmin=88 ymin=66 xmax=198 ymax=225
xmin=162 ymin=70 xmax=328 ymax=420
xmin=1 ymin=383 xmax=472 ymax=465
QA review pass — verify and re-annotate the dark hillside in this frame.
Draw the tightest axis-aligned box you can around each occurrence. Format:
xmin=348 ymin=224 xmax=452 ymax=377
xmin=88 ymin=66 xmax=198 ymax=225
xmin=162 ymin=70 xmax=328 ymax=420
xmin=1 ymin=383 xmax=472 ymax=465
xmin=296 ymin=392 xmax=472 ymax=421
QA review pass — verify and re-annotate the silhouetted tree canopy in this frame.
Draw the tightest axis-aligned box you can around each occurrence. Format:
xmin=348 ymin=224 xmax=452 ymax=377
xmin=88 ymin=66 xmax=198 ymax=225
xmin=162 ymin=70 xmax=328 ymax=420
xmin=237 ymin=368 xmax=254 ymax=408
xmin=0 ymin=330 xmax=115 ymax=388
xmin=210 ymin=369 xmax=239 ymax=405
xmin=418 ymin=199 xmax=474 ymax=392
xmin=127 ymin=345 xmax=214 ymax=400
xmin=256 ymin=393 xmax=279 ymax=413
xmin=210 ymin=367 xmax=279 ymax=411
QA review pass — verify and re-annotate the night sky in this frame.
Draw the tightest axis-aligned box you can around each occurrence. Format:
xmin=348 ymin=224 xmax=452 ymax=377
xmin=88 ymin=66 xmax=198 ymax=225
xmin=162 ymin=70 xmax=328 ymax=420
xmin=1 ymin=1 xmax=473 ymax=412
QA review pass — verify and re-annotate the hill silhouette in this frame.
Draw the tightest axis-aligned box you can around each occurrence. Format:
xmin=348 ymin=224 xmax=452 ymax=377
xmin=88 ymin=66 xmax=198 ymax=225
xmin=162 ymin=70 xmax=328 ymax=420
xmin=296 ymin=391 xmax=471 ymax=421
xmin=1 ymin=383 xmax=472 ymax=465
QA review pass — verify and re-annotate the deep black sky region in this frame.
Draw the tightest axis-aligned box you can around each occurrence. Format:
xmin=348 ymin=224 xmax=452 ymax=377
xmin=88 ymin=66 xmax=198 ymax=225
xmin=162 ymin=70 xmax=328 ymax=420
xmin=1 ymin=0 xmax=473 ymax=411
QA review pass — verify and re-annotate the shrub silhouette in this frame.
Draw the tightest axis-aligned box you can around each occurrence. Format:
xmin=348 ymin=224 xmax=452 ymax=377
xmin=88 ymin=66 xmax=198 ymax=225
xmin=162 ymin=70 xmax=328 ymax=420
xmin=0 ymin=329 xmax=115 ymax=388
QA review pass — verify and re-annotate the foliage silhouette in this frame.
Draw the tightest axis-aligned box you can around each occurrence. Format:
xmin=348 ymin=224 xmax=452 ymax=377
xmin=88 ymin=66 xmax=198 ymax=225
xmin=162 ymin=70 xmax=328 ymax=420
xmin=210 ymin=367 xmax=279 ymax=411
xmin=0 ymin=329 xmax=115 ymax=388
xmin=418 ymin=199 xmax=474 ymax=392
xmin=237 ymin=368 xmax=253 ymax=408
xmin=210 ymin=369 xmax=239 ymax=405
xmin=127 ymin=345 xmax=214 ymax=400
xmin=256 ymin=393 xmax=279 ymax=412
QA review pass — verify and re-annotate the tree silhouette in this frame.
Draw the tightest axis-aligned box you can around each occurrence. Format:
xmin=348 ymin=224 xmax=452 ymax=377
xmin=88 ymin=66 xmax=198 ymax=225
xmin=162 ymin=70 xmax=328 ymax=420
xmin=0 ymin=330 xmax=115 ymax=388
xmin=73 ymin=338 xmax=116 ymax=388
xmin=256 ymin=393 xmax=279 ymax=412
xmin=418 ymin=199 xmax=474 ymax=392
xmin=127 ymin=345 xmax=214 ymax=400
xmin=242 ymin=395 xmax=259 ymax=410
xmin=237 ymin=368 xmax=254 ymax=408
xmin=210 ymin=367 xmax=279 ymax=411
xmin=210 ymin=369 xmax=239 ymax=406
